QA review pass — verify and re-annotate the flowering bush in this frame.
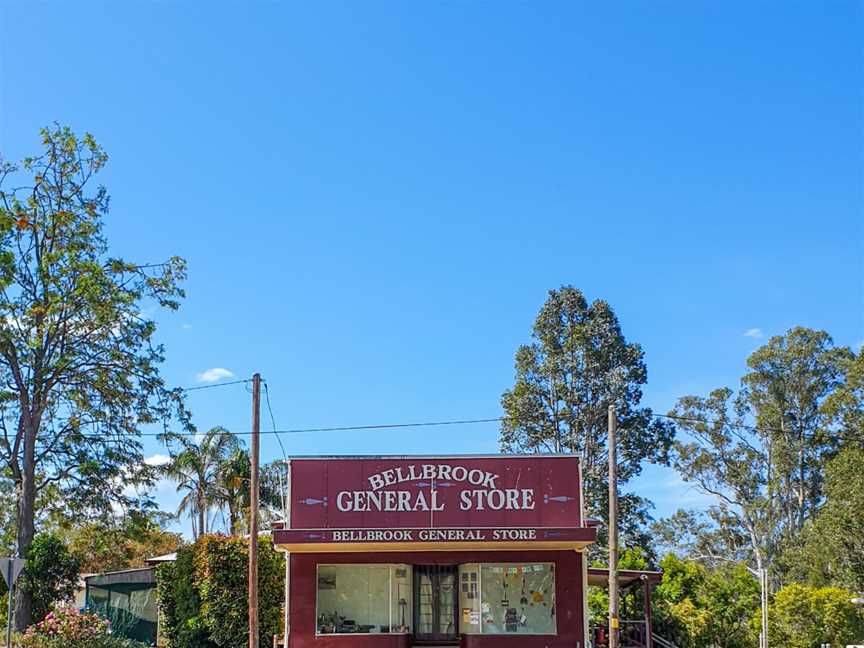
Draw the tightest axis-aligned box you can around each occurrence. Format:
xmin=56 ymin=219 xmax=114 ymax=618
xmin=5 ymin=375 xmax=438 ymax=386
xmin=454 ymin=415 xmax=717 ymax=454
xmin=18 ymin=609 xmax=107 ymax=646
xmin=16 ymin=608 xmax=147 ymax=648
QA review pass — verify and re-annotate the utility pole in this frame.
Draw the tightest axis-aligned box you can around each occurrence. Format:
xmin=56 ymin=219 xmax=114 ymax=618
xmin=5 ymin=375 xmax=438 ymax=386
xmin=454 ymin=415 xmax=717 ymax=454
xmin=5 ymin=560 xmax=13 ymax=648
xmin=249 ymin=373 xmax=261 ymax=648
xmin=760 ymin=567 xmax=769 ymax=648
xmin=608 ymin=405 xmax=619 ymax=648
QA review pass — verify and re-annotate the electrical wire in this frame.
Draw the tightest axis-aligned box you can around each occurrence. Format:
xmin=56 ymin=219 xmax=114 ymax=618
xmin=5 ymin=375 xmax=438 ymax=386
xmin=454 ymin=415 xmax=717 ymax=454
xmin=177 ymin=379 xmax=253 ymax=392
xmin=56 ymin=373 xmax=863 ymax=445
xmin=262 ymin=380 xmax=288 ymax=461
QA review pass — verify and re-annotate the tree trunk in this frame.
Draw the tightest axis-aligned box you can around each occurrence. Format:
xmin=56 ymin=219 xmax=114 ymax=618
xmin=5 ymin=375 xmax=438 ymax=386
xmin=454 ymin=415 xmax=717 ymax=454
xmin=14 ymin=418 xmax=37 ymax=631
xmin=229 ymin=501 xmax=238 ymax=536
xmin=797 ymin=412 xmax=807 ymax=529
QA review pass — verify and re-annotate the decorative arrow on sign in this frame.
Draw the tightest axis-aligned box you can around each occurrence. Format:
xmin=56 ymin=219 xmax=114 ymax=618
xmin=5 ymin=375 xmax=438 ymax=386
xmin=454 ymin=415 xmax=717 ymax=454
xmin=416 ymin=481 xmax=455 ymax=488
xmin=299 ymin=497 xmax=328 ymax=507
xmin=544 ymin=494 xmax=578 ymax=505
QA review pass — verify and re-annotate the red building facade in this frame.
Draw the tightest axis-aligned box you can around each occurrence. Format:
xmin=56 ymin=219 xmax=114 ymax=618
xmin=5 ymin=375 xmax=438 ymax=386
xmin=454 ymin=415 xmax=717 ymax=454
xmin=272 ymin=455 xmax=596 ymax=648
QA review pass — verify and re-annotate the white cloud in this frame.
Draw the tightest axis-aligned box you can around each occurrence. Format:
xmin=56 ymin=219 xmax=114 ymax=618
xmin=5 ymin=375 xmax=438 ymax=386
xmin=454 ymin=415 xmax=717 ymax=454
xmin=196 ymin=367 xmax=235 ymax=383
xmin=144 ymin=453 xmax=171 ymax=467
xmin=744 ymin=328 xmax=763 ymax=339
xmin=181 ymin=324 xmax=193 ymax=330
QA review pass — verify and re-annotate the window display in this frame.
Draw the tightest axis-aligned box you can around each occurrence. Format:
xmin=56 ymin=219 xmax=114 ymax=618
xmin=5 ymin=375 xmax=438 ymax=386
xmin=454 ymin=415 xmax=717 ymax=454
xmin=316 ymin=564 xmax=412 ymax=634
xmin=315 ymin=562 xmax=555 ymax=636
xmin=478 ymin=563 xmax=555 ymax=634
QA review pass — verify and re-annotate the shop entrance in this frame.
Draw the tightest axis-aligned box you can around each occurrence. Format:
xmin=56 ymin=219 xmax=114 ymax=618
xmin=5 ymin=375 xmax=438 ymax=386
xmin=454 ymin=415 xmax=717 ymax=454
xmin=413 ymin=565 xmax=459 ymax=644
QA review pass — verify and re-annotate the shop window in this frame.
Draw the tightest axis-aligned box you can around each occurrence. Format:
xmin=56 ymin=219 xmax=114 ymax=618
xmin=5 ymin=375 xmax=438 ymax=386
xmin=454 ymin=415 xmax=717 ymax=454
xmin=461 ymin=563 xmax=556 ymax=635
xmin=316 ymin=564 xmax=412 ymax=634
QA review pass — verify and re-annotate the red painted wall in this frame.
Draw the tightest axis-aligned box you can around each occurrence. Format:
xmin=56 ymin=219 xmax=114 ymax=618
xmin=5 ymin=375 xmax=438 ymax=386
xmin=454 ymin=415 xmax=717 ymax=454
xmin=290 ymin=456 xmax=583 ymax=530
xmin=288 ymin=550 xmax=585 ymax=648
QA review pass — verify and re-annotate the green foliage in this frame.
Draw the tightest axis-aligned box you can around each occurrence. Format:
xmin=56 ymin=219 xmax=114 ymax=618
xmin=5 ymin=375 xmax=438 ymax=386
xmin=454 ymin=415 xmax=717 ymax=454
xmin=217 ymin=449 xmax=250 ymax=536
xmin=0 ymin=590 xmax=7 ymax=633
xmin=67 ymin=509 xmax=181 ymax=574
xmin=588 ymin=547 xmax=651 ymax=624
xmin=157 ymin=544 xmax=214 ymax=648
xmin=19 ymin=533 xmax=80 ymax=624
xmin=0 ymin=125 xmax=187 ymax=629
xmin=157 ymin=535 xmax=284 ymax=648
xmin=742 ymin=328 xmax=852 ymax=532
xmin=766 ymin=583 xmax=864 ymax=648
xmin=499 ymin=286 xmax=674 ymax=550
xmin=652 ymin=554 xmax=759 ymax=648
xmin=667 ymin=328 xmax=855 ymax=574
xmin=822 ymin=350 xmax=864 ymax=436
xmin=781 ymin=447 xmax=864 ymax=592
xmin=161 ymin=428 xmax=241 ymax=539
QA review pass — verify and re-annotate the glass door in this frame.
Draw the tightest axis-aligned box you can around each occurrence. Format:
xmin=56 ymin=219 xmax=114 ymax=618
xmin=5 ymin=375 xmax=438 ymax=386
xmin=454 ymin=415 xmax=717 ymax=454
xmin=413 ymin=565 xmax=459 ymax=643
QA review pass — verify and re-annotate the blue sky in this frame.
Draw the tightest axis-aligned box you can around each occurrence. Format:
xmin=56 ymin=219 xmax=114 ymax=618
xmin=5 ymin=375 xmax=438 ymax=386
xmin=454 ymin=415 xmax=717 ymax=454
xmin=1 ymin=2 xmax=861 ymax=536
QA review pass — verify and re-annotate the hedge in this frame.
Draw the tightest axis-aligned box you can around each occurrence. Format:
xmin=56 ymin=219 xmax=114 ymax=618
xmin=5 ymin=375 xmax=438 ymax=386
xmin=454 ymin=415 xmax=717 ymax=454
xmin=157 ymin=535 xmax=284 ymax=648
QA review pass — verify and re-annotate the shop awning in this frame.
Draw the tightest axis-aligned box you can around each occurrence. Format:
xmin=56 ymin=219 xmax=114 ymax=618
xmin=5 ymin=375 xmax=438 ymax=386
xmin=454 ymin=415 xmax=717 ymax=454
xmin=586 ymin=567 xmax=662 ymax=588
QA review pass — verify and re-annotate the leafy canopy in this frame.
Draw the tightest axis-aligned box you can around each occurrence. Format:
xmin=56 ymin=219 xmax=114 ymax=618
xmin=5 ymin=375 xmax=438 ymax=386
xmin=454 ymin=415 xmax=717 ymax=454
xmin=0 ymin=124 xmax=187 ymax=629
xmin=500 ymin=286 xmax=673 ymax=549
xmin=665 ymin=328 xmax=855 ymax=574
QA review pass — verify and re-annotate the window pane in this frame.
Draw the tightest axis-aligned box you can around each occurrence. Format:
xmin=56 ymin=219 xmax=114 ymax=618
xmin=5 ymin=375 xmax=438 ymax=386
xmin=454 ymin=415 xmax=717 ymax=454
xmin=390 ymin=566 xmax=412 ymax=633
xmin=317 ymin=565 xmax=407 ymax=634
xmin=479 ymin=563 xmax=556 ymax=635
xmin=458 ymin=564 xmax=481 ymax=634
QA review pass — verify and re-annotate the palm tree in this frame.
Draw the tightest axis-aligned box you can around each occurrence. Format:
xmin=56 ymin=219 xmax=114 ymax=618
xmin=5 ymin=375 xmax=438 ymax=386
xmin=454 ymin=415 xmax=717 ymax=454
xmin=162 ymin=427 xmax=241 ymax=539
xmin=217 ymin=448 xmax=250 ymax=535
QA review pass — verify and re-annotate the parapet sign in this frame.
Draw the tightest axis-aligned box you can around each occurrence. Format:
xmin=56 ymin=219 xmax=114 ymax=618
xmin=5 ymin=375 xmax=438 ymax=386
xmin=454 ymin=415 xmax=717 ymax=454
xmin=288 ymin=455 xmax=583 ymax=530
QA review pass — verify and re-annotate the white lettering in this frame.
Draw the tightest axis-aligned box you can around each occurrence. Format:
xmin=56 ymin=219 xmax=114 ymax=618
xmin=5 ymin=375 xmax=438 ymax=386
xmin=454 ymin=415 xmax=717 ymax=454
xmin=414 ymin=490 xmax=430 ymax=511
xmin=336 ymin=491 xmax=353 ymax=511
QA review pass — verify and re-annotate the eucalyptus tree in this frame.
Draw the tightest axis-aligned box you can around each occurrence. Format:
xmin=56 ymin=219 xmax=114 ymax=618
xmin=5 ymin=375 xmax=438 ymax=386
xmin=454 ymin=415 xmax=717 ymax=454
xmin=499 ymin=286 xmax=674 ymax=548
xmin=162 ymin=426 xmax=241 ymax=538
xmin=741 ymin=327 xmax=852 ymax=535
xmin=0 ymin=125 xmax=187 ymax=629
xmin=667 ymin=328 xmax=856 ymax=580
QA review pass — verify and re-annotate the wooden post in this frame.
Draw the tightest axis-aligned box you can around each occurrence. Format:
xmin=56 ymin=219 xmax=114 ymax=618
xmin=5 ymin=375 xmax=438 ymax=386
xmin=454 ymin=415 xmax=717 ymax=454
xmin=643 ymin=577 xmax=653 ymax=648
xmin=761 ymin=568 xmax=769 ymax=648
xmin=249 ymin=373 xmax=261 ymax=648
xmin=5 ymin=560 xmax=13 ymax=648
xmin=608 ymin=405 xmax=619 ymax=648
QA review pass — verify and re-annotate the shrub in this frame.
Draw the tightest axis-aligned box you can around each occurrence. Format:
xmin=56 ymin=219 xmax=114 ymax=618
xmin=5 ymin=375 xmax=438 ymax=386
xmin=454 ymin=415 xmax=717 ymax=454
xmin=16 ymin=608 xmax=148 ymax=648
xmin=766 ymin=583 xmax=864 ymax=648
xmin=19 ymin=533 xmax=81 ymax=623
xmin=157 ymin=545 xmax=214 ymax=648
xmin=157 ymin=535 xmax=283 ymax=648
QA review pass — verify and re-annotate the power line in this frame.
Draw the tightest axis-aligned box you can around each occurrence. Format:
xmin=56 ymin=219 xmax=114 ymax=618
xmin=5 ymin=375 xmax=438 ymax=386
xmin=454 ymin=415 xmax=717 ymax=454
xmin=177 ymin=379 xmax=252 ymax=392
xmin=132 ymin=416 xmax=506 ymax=438
xmin=70 ymin=408 xmax=862 ymax=444
xmin=262 ymin=381 xmax=288 ymax=461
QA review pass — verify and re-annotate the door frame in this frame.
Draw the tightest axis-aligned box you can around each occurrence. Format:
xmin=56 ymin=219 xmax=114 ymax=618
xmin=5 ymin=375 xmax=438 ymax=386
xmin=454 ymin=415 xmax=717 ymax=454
xmin=412 ymin=564 xmax=459 ymax=643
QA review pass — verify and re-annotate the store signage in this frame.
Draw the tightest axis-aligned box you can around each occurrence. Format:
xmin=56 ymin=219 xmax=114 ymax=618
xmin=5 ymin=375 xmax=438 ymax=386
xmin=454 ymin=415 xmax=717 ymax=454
xmin=287 ymin=455 xmax=583 ymax=532
xmin=274 ymin=526 xmax=596 ymax=545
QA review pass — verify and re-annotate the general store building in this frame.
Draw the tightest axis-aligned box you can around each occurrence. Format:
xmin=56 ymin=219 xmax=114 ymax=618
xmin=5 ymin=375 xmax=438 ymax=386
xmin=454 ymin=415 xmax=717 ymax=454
xmin=272 ymin=455 xmax=598 ymax=648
